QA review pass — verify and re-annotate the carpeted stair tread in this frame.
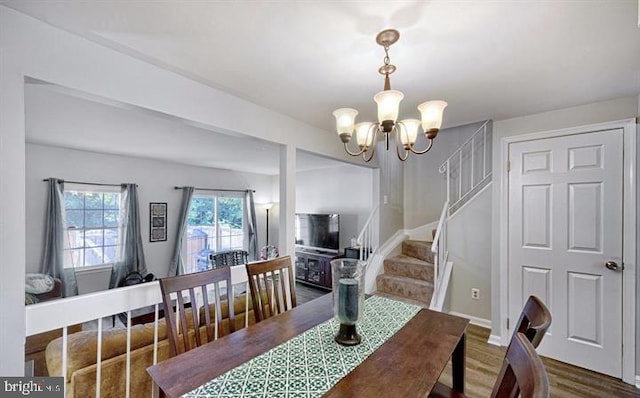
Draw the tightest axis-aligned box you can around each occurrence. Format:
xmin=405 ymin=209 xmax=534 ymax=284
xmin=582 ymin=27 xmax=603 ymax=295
xmin=402 ymin=240 xmax=434 ymax=263
xmin=384 ymin=254 xmax=434 ymax=281
xmin=376 ymin=274 xmax=434 ymax=304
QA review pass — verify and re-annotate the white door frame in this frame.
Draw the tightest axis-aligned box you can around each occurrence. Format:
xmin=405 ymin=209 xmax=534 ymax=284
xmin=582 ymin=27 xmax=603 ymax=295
xmin=497 ymin=118 xmax=636 ymax=384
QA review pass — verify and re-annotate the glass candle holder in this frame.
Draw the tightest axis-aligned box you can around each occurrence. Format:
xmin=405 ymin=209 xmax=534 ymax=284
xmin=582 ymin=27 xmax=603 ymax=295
xmin=330 ymin=258 xmax=366 ymax=346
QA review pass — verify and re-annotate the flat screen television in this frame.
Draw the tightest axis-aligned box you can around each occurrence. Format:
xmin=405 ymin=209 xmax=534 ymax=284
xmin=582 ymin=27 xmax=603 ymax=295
xmin=295 ymin=213 xmax=340 ymax=252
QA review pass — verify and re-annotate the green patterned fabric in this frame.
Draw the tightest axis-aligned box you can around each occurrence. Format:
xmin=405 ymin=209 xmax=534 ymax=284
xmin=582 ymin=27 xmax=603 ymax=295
xmin=183 ymin=295 xmax=421 ymax=398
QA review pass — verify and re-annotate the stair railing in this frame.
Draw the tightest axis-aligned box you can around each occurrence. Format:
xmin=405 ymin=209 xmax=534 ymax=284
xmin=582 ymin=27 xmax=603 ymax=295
xmin=439 ymin=120 xmax=492 ymax=215
xmin=431 ymin=200 xmax=449 ymax=296
xmin=357 ymin=204 xmax=379 ymax=263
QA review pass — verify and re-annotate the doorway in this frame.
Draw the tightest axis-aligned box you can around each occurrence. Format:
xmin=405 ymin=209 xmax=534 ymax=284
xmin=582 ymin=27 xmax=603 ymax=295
xmin=499 ymin=119 xmax=636 ymax=383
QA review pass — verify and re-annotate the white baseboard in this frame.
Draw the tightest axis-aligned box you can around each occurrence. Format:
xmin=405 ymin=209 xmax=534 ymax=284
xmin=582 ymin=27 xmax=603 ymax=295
xmin=448 ymin=311 xmax=492 ymax=329
xmin=488 ymin=334 xmax=502 ymax=347
xmin=635 ymin=375 xmax=640 ymax=389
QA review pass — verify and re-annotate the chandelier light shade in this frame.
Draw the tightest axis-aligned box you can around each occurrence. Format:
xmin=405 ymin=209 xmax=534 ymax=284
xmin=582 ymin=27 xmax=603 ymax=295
xmin=399 ymin=119 xmax=420 ymax=147
xmin=374 ymin=90 xmax=404 ymax=126
xmin=355 ymin=122 xmax=375 ymax=147
xmin=333 ymin=29 xmax=448 ymax=162
xmin=418 ymin=100 xmax=448 ymax=135
xmin=333 ymin=108 xmax=359 ymax=138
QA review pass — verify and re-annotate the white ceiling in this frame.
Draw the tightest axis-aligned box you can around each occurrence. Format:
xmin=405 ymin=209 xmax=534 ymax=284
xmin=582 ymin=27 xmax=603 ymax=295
xmin=8 ymin=1 xmax=640 ymax=174
xmin=6 ymin=1 xmax=640 ymax=133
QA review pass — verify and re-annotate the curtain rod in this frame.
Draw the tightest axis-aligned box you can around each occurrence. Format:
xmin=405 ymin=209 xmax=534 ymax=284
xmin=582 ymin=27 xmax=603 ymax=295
xmin=42 ymin=179 xmax=137 ymax=187
xmin=174 ymin=186 xmax=255 ymax=193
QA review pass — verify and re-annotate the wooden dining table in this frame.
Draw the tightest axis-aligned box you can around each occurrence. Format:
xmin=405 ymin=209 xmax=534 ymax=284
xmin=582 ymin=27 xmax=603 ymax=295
xmin=147 ymin=294 xmax=469 ymax=397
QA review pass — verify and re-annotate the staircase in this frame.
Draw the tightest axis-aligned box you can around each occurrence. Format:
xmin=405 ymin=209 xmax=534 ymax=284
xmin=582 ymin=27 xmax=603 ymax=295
xmin=375 ymin=239 xmax=435 ymax=307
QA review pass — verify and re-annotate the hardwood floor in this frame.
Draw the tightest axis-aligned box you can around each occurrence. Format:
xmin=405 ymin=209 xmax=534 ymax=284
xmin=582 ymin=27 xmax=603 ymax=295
xmin=295 ymin=281 xmax=329 ymax=304
xmin=438 ymin=324 xmax=640 ymax=398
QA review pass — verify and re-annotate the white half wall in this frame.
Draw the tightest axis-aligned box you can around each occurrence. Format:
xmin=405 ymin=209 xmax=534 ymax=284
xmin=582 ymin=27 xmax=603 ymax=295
xmin=446 ymin=184 xmax=492 ymax=321
xmin=26 ymin=143 xmax=276 ymax=292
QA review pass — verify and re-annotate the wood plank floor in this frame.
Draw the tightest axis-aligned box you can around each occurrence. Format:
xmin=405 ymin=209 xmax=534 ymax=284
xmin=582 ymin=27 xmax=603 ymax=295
xmin=438 ymin=324 xmax=640 ymax=397
xmin=295 ymin=281 xmax=329 ymax=304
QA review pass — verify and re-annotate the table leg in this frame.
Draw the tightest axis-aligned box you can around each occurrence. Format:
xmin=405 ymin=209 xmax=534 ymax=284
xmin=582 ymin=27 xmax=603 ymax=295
xmin=152 ymin=382 xmax=167 ymax=398
xmin=452 ymin=332 xmax=466 ymax=393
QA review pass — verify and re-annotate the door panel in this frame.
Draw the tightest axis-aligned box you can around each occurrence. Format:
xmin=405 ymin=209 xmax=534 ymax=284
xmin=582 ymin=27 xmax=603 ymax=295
xmin=508 ymin=129 xmax=623 ymax=377
xmin=522 ymin=185 xmax=551 ymax=248
xmin=568 ymin=182 xmax=602 ymax=252
xmin=567 ymin=272 xmax=602 ymax=346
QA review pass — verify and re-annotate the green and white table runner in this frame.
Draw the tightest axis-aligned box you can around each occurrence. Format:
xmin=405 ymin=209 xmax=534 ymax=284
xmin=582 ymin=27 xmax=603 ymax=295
xmin=183 ymin=295 xmax=422 ymax=398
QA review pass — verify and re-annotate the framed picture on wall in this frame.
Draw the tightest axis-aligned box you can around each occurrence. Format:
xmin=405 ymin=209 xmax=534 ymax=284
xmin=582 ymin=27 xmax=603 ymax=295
xmin=149 ymin=202 xmax=167 ymax=242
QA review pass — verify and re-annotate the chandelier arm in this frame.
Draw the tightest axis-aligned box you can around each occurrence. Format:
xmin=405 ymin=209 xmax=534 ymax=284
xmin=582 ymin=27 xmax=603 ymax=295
xmin=407 ymin=138 xmax=434 ymax=155
xmin=361 ymin=123 xmax=379 ymax=162
xmin=363 ymin=141 xmax=376 ymax=162
xmin=393 ymin=125 xmax=410 ymax=161
xmin=343 ymin=141 xmax=367 ymax=157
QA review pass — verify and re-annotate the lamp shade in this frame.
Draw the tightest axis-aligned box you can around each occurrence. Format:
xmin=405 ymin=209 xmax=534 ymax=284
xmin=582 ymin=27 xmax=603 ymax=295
xmin=399 ymin=119 xmax=420 ymax=146
xmin=417 ymin=100 xmax=447 ymax=132
xmin=374 ymin=90 xmax=404 ymax=123
xmin=333 ymin=108 xmax=358 ymax=136
xmin=355 ymin=122 xmax=375 ymax=147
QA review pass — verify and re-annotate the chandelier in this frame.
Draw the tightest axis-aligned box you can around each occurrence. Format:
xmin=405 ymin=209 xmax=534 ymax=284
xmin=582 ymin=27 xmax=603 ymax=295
xmin=333 ymin=29 xmax=448 ymax=162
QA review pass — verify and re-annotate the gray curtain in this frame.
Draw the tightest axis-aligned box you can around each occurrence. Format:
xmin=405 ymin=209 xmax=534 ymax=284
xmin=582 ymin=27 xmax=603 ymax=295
xmin=246 ymin=190 xmax=258 ymax=261
xmin=41 ymin=178 xmax=78 ymax=297
xmin=109 ymin=184 xmax=148 ymax=288
xmin=168 ymin=187 xmax=194 ymax=276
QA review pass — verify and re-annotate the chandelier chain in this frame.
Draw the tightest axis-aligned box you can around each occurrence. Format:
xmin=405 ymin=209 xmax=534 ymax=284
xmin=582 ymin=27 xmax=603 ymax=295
xmin=383 ymin=46 xmax=390 ymax=65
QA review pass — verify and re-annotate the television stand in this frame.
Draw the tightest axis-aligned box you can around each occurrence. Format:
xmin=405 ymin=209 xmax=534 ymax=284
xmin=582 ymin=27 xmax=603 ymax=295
xmin=294 ymin=250 xmax=338 ymax=290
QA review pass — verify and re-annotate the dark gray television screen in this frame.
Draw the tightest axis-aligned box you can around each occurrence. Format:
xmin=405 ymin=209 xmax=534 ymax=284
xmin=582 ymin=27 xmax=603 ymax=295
xmin=295 ymin=213 xmax=340 ymax=251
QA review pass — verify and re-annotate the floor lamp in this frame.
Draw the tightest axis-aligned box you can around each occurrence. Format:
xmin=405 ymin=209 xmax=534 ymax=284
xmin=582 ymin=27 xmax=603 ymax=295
xmin=264 ymin=203 xmax=273 ymax=245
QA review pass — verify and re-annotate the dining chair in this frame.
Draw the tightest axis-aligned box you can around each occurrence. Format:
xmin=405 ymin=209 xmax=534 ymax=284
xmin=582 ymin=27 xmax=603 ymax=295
xmin=496 ymin=295 xmax=552 ymax=398
xmin=430 ymin=332 xmax=550 ymax=398
xmin=245 ymin=255 xmax=297 ymax=322
xmin=512 ymin=295 xmax=552 ymax=348
xmin=158 ymin=266 xmax=235 ymax=356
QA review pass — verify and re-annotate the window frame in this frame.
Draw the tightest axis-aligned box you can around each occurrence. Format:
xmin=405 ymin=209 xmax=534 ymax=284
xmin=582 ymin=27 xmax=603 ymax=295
xmin=182 ymin=192 xmax=246 ymax=273
xmin=62 ymin=184 xmax=123 ymax=269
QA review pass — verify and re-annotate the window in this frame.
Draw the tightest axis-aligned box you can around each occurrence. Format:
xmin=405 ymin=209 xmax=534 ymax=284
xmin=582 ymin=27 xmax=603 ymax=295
xmin=183 ymin=194 xmax=245 ymax=273
xmin=63 ymin=188 xmax=122 ymax=268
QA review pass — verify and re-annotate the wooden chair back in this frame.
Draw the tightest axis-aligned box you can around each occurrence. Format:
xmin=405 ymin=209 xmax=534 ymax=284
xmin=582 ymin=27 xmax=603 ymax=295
xmin=496 ymin=295 xmax=552 ymax=398
xmin=158 ymin=267 xmax=235 ymax=356
xmin=514 ymin=295 xmax=552 ymax=348
xmin=490 ymin=333 xmax=550 ymax=398
xmin=245 ymin=256 xmax=297 ymax=322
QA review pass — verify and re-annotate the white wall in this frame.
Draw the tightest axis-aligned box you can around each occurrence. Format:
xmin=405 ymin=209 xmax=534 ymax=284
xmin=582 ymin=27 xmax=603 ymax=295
xmin=490 ymin=95 xmax=639 ymax=367
xmin=295 ymin=163 xmax=375 ymax=252
xmin=446 ymin=185 xmax=492 ymax=321
xmin=378 ymin=147 xmax=405 ymax=243
xmin=403 ymin=121 xmax=490 ymax=228
xmin=26 ymin=143 xmax=276 ymax=292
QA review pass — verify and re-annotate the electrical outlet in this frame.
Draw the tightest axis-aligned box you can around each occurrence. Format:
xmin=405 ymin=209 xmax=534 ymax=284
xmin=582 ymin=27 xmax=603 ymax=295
xmin=383 ymin=195 xmax=389 ymax=205
xmin=471 ymin=288 xmax=480 ymax=300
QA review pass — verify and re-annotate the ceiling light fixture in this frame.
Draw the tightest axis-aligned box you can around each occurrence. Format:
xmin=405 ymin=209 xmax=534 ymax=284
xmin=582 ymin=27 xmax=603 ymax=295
xmin=333 ymin=29 xmax=447 ymax=162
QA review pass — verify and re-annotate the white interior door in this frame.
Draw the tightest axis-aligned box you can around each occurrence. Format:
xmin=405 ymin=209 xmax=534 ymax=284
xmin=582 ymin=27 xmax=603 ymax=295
xmin=508 ymin=128 xmax=623 ymax=377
